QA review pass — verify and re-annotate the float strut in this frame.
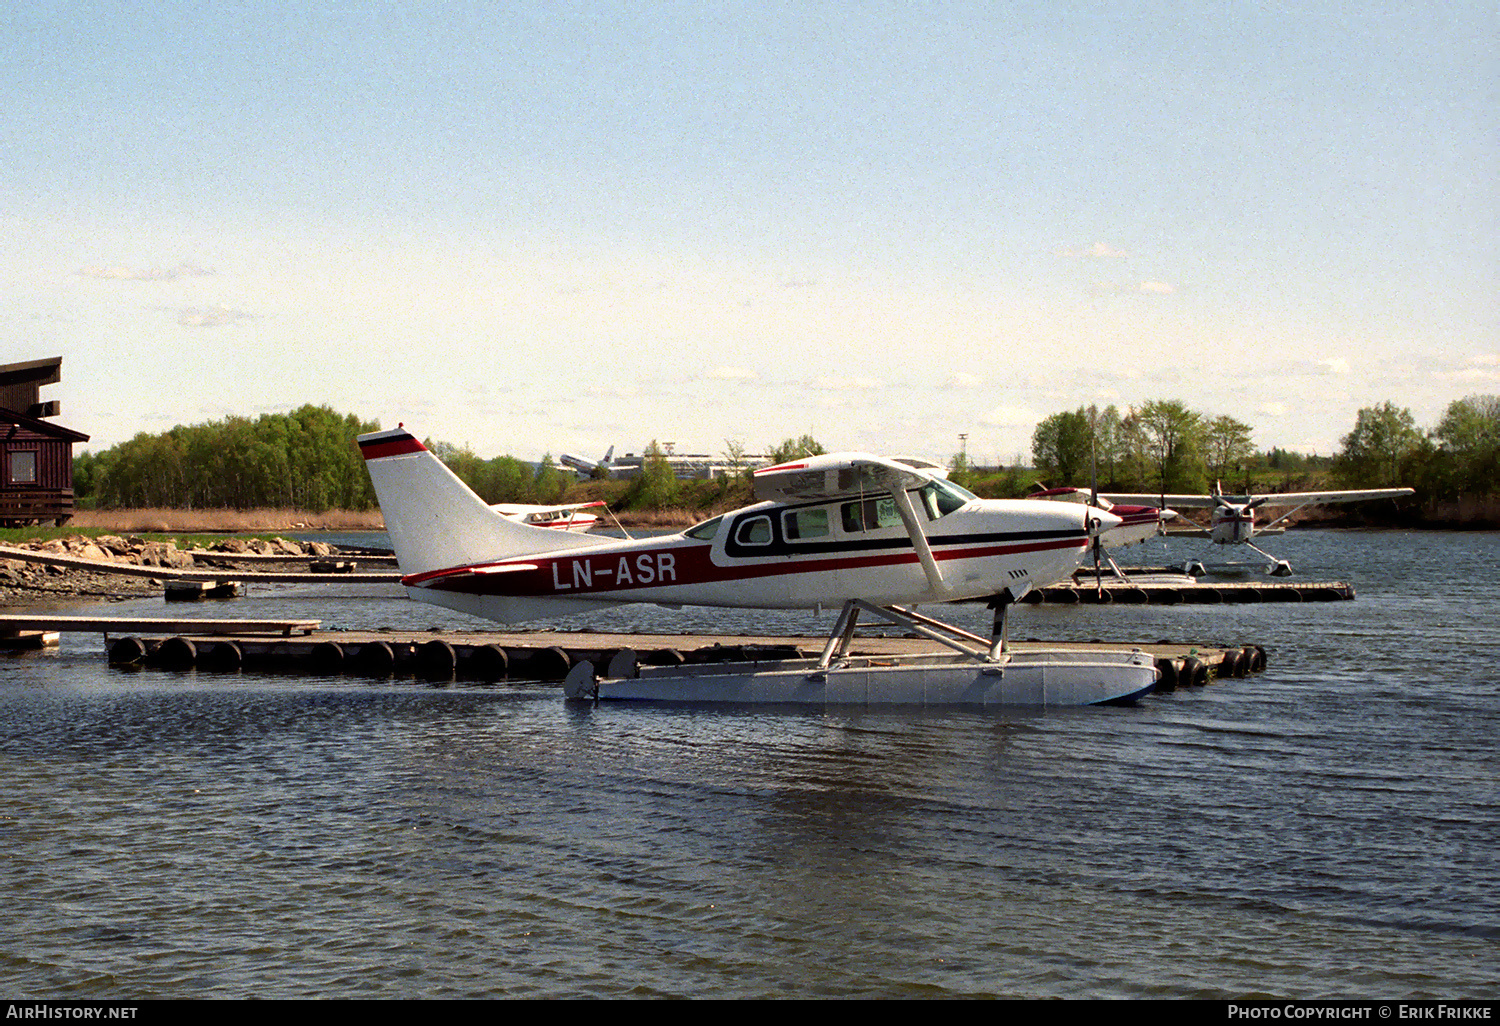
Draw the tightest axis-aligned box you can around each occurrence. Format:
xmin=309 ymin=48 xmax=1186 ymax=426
xmin=988 ymin=590 xmax=1014 ymax=661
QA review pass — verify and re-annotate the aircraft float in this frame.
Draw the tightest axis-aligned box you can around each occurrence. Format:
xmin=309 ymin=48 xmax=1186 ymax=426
xmin=1101 ymin=485 xmax=1416 ymax=575
xmin=357 ymin=426 xmax=1159 ymax=707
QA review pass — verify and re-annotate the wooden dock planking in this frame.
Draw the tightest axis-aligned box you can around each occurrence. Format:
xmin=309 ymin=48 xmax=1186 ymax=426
xmin=0 ymin=614 xmax=319 ymax=636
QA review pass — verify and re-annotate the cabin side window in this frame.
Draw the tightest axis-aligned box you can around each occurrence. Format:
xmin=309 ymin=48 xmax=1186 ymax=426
xmin=7 ymin=450 xmax=37 ymax=485
xmin=733 ymin=515 xmax=773 ymax=546
xmin=783 ymin=507 xmax=830 ymax=541
xmin=840 ymin=495 xmax=901 ymax=533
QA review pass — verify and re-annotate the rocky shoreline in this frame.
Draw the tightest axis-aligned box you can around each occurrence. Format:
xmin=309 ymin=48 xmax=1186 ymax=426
xmin=0 ymin=534 xmax=343 ymax=607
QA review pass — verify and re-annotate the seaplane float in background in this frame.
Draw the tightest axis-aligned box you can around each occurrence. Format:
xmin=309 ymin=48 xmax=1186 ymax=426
xmin=1099 ymin=486 xmax=1416 ymax=576
xmin=492 ymin=501 xmax=605 ymax=532
xmin=357 ymin=426 xmax=1160 ymax=707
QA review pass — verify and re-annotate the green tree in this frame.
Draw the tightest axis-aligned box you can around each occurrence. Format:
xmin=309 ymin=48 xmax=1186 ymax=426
xmin=1135 ymin=399 xmax=1206 ymax=494
xmin=1432 ymin=395 xmax=1500 ymax=496
xmin=624 ymin=440 xmax=680 ymax=510
xmin=89 ymin=406 xmax=381 ymax=510
xmin=1030 ymin=409 xmax=1091 ymax=485
xmin=1204 ymin=415 xmax=1256 ymax=489
xmin=767 ymin=434 xmax=826 ymax=464
xmin=533 ymin=454 xmax=568 ymax=505
xmin=1335 ymin=402 xmax=1422 ymax=488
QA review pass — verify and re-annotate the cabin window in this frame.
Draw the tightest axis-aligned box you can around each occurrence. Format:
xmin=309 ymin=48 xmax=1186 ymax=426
xmin=733 ymin=515 xmax=773 ymax=546
xmin=783 ymin=507 xmax=829 ymax=541
xmin=840 ymin=496 xmax=901 ymax=533
xmin=685 ymin=516 xmax=721 ymax=541
xmin=7 ymin=450 xmax=37 ymax=485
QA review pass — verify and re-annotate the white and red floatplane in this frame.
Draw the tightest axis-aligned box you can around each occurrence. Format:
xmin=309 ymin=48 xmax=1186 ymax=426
xmin=358 ymin=426 xmax=1159 ymax=707
xmin=492 ymin=501 xmax=605 ymax=532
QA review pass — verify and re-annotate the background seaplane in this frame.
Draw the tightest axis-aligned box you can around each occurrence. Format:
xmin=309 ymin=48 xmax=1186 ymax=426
xmin=1100 ymin=485 xmax=1416 ymax=575
xmin=1027 ymin=485 xmax=1185 ymax=586
xmin=492 ymin=500 xmax=605 ymax=532
xmin=357 ymin=426 xmax=1159 ymax=706
xmin=1026 ymin=486 xmax=1179 ymax=548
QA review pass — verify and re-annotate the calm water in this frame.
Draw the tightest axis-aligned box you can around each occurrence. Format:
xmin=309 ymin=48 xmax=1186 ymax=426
xmin=1 ymin=529 xmax=1495 ymax=999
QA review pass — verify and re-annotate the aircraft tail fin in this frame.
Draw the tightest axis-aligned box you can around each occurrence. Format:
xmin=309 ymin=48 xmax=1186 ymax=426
xmin=357 ymin=426 xmax=606 ymax=577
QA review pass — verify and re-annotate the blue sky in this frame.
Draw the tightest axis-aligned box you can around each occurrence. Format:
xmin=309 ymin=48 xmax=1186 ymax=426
xmin=3 ymin=1 xmax=1494 ymax=466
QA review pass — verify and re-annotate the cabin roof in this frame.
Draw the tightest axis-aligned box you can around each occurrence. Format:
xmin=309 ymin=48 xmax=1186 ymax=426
xmin=0 ymin=406 xmax=89 ymax=443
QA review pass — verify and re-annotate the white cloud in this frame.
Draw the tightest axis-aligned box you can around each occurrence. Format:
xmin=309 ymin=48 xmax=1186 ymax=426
xmin=1433 ymin=353 xmax=1500 ymax=384
xmin=1258 ymin=402 xmax=1289 ymax=417
xmin=947 ymin=371 xmax=984 ymax=388
xmin=1317 ymin=357 xmax=1351 ymax=375
xmin=176 ymin=305 xmax=254 ymax=327
xmin=79 ymin=263 xmax=214 ymax=282
xmin=812 ymin=375 xmax=883 ymax=391
xmin=1139 ymin=281 xmax=1175 ymax=294
xmin=978 ymin=404 xmax=1037 ymax=428
xmin=1059 ymin=242 xmax=1129 ymax=259
xmin=704 ymin=366 xmax=757 ymax=381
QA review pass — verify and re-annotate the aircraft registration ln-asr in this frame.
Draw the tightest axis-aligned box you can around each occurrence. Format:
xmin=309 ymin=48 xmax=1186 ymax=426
xmin=358 ymin=426 xmax=1160 ymax=707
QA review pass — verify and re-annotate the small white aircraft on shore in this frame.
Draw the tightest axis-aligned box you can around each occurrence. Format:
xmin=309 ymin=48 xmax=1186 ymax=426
xmin=492 ymin=500 xmax=605 ymax=532
xmin=1101 ymin=486 xmax=1416 ymax=575
xmin=358 ymin=426 xmax=1158 ymax=706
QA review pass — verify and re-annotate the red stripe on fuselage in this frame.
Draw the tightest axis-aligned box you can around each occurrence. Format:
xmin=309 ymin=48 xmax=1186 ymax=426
xmin=403 ymin=536 xmax=1085 ymax=597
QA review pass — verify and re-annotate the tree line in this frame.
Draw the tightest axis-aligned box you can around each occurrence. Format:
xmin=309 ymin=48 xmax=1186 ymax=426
xmin=1015 ymin=395 xmax=1498 ymax=502
xmin=75 ymin=406 xmax=382 ymax=511
xmin=72 ymin=398 xmax=1494 ymax=514
xmin=1335 ymin=396 xmax=1498 ymax=500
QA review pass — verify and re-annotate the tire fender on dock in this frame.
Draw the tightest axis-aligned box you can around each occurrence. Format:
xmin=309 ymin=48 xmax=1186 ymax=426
xmin=355 ymin=641 xmax=396 ymax=677
xmin=417 ymin=639 xmax=456 ymax=679
xmin=108 ymin=636 xmax=148 ymax=666
xmin=152 ymin=636 xmax=197 ymax=670
xmin=1181 ymin=657 xmax=1208 ymax=687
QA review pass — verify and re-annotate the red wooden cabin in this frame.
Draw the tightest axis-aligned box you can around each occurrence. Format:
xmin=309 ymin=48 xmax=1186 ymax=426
xmin=0 ymin=358 xmax=90 ymax=526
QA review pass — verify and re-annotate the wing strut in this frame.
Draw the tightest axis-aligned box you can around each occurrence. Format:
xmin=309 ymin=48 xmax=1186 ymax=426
xmin=886 ymin=473 xmax=946 ymax=595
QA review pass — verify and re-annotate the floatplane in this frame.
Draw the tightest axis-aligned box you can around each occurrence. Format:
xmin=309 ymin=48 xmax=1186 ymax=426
xmin=1101 ymin=486 xmax=1416 ymax=576
xmin=493 ymin=501 xmax=605 ymax=532
xmin=357 ymin=426 xmax=1160 ymax=707
xmin=1027 ymin=486 xmax=1189 ymax=587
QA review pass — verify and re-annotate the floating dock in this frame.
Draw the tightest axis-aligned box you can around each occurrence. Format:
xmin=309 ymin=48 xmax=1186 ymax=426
xmin=82 ymin=625 xmax=1263 ymax=694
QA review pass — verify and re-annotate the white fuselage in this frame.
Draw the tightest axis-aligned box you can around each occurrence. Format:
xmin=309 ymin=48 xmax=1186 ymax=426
xmin=403 ymin=497 xmax=1102 ymax=624
xmin=1210 ymin=505 xmax=1256 ymax=545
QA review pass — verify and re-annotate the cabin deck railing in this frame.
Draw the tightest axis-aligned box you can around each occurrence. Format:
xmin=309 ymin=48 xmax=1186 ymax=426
xmin=0 ymin=488 xmax=75 ymax=524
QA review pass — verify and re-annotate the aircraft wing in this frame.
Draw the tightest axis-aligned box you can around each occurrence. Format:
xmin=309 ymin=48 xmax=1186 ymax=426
xmin=1101 ymin=493 xmax=1219 ymax=508
xmin=753 ymin=453 xmax=951 ymax=592
xmin=1102 ymin=489 xmax=1414 ymax=508
xmin=751 ymin=453 xmax=938 ymax=502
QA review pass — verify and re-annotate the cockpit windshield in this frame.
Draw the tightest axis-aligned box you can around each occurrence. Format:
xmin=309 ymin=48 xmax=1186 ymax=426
xmin=919 ymin=478 xmax=978 ymax=519
xmin=684 ymin=516 xmax=721 ymax=541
